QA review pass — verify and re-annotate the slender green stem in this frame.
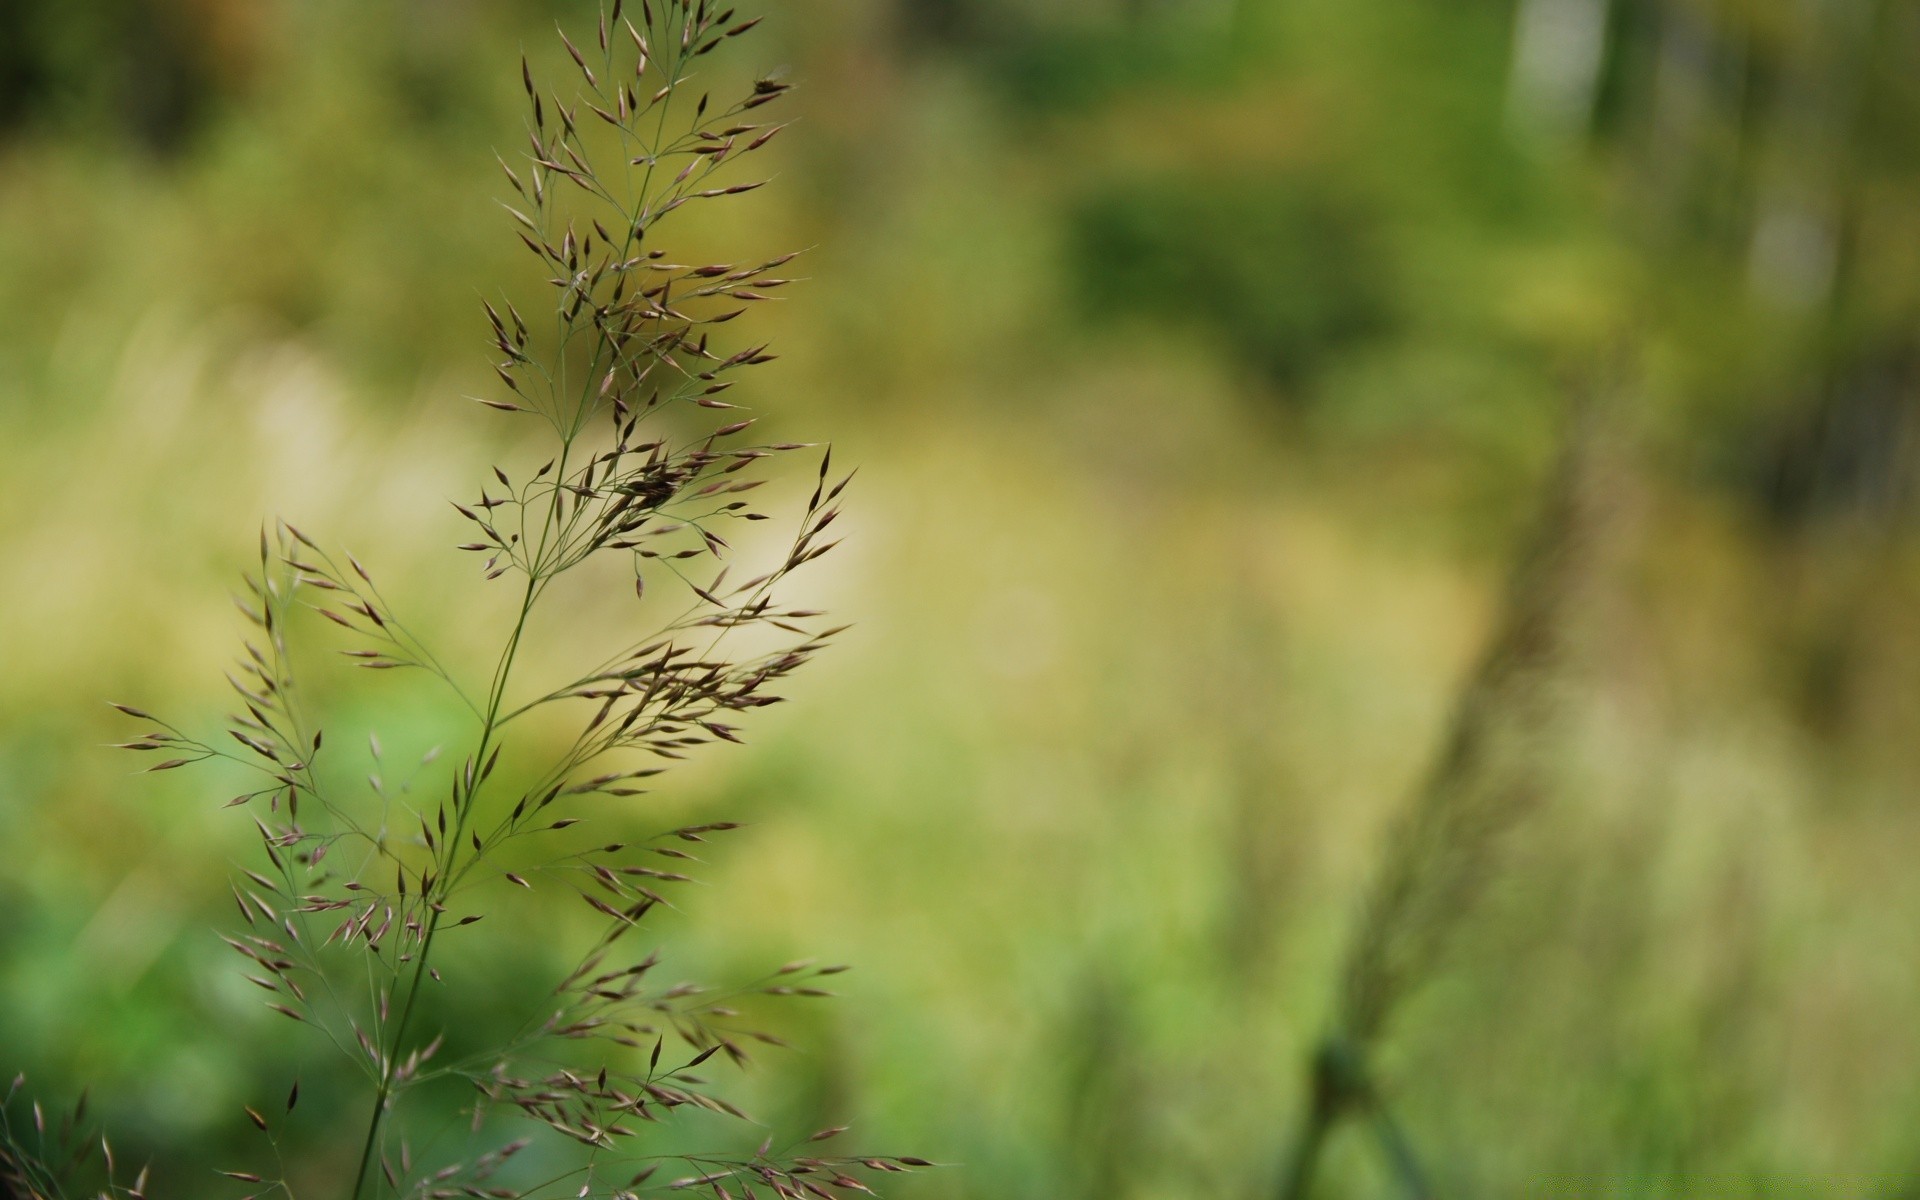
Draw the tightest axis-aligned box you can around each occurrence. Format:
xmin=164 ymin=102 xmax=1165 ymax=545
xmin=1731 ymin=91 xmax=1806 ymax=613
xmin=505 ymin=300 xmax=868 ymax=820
xmin=1274 ymin=1037 xmax=1434 ymax=1200
xmin=1274 ymin=1062 xmax=1341 ymax=1200
xmin=349 ymin=574 xmax=540 ymax=1200
xmin=1369 ymin=1096 xmax=1434 ymax=1200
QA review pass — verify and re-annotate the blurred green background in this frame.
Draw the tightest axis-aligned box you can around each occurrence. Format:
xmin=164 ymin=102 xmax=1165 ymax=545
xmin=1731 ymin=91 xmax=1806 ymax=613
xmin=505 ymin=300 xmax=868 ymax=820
xmin=6 ymin=0 xmax=1920 ymax=1195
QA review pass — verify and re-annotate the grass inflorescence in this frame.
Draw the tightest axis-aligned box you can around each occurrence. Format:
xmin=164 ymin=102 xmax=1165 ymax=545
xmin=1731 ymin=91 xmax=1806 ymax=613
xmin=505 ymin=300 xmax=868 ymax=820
xmin=12 ymin=3 xmax=928 ymax=1197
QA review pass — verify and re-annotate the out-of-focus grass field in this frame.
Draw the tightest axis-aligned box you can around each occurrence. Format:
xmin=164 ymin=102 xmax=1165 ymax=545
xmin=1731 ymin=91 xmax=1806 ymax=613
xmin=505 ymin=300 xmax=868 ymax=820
xmin=6 ymin=0 xmax=1920 ymax=1195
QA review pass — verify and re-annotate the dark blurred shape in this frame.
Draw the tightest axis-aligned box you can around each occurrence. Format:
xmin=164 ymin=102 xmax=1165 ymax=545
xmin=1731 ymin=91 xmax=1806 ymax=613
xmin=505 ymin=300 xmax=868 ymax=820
xmin=895 ymin=0 xmax=984 ymax=48
xmin=0 ymin=2 xmax=44 ymax=132
xmin=895 ymin=0 xmax=1245 ymax=112
xmin=1071 ymin=173 xmax=1393 ymax=391
xmin=1754 ymin=345 xmax=1920 ymax=527
xmin=0 ymin=0 xmax=260 ymax=154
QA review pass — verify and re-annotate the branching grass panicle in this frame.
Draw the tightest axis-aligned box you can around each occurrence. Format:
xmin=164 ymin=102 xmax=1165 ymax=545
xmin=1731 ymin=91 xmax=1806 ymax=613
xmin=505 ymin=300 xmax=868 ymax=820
xmin=51 ymin=3 xmax=927 ymax=1197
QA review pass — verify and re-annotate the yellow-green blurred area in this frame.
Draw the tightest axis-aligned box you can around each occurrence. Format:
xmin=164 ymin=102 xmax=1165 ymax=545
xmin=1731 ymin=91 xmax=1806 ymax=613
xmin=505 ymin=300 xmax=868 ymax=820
xmin=6 ymin=0 xmax=1920 ymax=1195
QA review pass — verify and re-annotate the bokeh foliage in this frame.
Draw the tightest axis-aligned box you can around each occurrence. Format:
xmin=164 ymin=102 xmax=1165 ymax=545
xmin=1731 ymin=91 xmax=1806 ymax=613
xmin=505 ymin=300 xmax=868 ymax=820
xmin=5 ymin=0 xmax=1920 ymax=1196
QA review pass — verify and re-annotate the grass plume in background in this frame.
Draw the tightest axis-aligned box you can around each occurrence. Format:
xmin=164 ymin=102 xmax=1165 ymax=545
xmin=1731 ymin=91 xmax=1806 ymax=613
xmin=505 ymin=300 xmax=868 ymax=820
xmin=7 ymin=3 xmax=925 ymax=1197
xmin=1276 ymin=395 xmax=1617 ymax=1200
